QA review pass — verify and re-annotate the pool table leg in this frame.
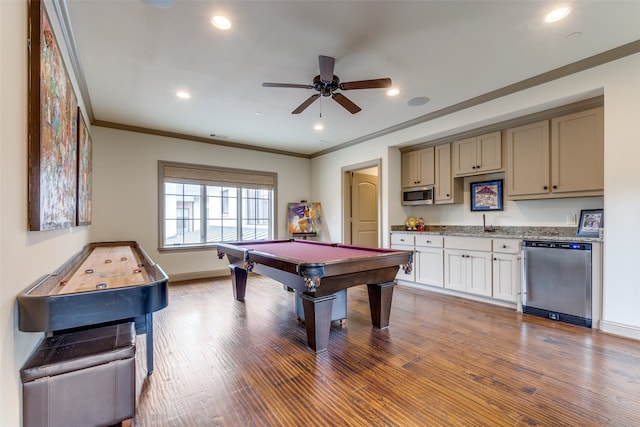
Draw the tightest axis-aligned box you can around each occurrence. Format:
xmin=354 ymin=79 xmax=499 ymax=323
xmin=229 ymin=265 xmax=248 ymax=301
xmin=299 ymin=293 xmax=336 ymax=353
xmin=367 ymin=281 xmax=396 ymax=328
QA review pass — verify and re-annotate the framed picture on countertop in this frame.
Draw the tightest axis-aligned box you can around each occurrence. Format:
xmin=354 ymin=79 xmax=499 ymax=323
xmin=577 ymin=209 xmax=603 ymax=237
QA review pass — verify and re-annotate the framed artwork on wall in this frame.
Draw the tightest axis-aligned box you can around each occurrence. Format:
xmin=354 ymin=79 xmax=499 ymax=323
xmin=77 ymin=109 xmax=92 ymax=226
xmin=28 ymin=0 xmax=79 ymax=230
xmin=470 ymin=180 xmax=503 ymax=211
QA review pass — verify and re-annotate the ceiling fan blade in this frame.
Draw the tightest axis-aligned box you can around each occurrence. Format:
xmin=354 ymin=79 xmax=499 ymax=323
xmin=340 ymin=78 xmax=392 ymax=90
xmin=319 ymin=55 xmax=335 ymax=82
xmin=292 ymin=94 xmax=320 ymax=114
xmin=332 ymin=93 xmax=362 ymax=114
xmin=262 ymin=82 xmax=313 ymax=89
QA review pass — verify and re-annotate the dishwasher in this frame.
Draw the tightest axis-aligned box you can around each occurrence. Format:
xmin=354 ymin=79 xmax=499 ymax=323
xmin=522 ymin=240 xmax=592 ymax=327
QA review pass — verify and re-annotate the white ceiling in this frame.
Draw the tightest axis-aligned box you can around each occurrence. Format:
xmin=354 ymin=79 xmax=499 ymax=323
xmin=62 ymin=0 xmax=640 ymax=157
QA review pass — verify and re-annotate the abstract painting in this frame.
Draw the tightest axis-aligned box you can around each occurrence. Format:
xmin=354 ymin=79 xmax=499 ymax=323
xmin=28 ymin=0 xmax=78 ymax=230
xmin=77 ymin=110 xmax=92 ymax=226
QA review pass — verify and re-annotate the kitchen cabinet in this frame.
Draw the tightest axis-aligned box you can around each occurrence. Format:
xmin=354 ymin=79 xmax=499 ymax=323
xmin=506 ymin=107 xmax=603 ymax=200
xmin=415 ymin=235 xmax=444 ymax=287
xmin=452 ymin=131 xmax=502 ymax=176
xmin=444 ymin=237 xmax=492 ymax=297
xmin=391 ymin=233 xmax=415 ymax=282
xmin=491 ymin=239 xmax=521 ymax=303
xmin=434 ymin=143 xmax=463 ymax=204
xmin=402 ymin=147 xmax=435 ymax=188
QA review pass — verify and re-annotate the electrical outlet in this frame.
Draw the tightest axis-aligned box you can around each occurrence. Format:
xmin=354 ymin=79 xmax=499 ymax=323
xmin=566 ymin=214 xmax=577 ymax=225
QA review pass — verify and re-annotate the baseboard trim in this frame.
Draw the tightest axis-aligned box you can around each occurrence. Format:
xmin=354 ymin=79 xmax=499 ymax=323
xmin=169 ymin=269 xmax=229 ymax=283
xmin=600 ymin=320 xmax=640 ymax=341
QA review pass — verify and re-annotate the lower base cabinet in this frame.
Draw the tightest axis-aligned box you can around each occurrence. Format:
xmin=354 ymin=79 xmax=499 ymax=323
xmin=415 ymin=235 xmax=444 ymax=287
xmin=444 ymin=249 xmax=492 ymax=296
xmin=393 ymin=233 xmax=522 ymax=306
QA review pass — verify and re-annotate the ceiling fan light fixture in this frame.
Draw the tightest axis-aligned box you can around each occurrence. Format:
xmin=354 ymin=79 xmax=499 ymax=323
xmin=212 ymin=15 xmax=232 ymax=30
xmin=386 ymin=88 xmax=400 ymax=96
xmin=313 ymin=123 xmax=324 ymax=131
xmin=545 ymin=7 xmax=570 ymax=23
xmin=176 ymin=91 xmax=191 ymax=99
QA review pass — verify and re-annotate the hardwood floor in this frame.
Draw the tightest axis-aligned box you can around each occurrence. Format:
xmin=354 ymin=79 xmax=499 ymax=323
xmin=132 ymin=275 xmax=640 ymax=426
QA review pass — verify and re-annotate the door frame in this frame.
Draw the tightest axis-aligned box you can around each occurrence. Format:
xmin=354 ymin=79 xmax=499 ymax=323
xmin=342 ymin=159 xmax=382 ymax=246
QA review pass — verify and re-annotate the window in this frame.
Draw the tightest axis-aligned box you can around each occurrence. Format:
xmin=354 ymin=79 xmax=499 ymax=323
xmin=159 ymin=161 xmax=276 ymax=250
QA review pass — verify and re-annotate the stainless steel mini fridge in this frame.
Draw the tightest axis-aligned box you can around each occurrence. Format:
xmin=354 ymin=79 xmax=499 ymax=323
xmin=522 ymin=240 xmax=592 ymax=327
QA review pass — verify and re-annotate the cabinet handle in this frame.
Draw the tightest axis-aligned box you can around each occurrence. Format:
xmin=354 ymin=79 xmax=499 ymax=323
xmin=493 ymin=257 xmax=497 ymax=261
xmin=543 ymin=186 xmax=548 ymax=190
xmin=446 ymin=194 xmax=450 ymax=197
xmin=426 ymin=240 xmax=431 ymax=243
xmin=552 ymin=185 xmax=558 ymax=189
xmin=502 ymin=245 xmax=507 ymax=249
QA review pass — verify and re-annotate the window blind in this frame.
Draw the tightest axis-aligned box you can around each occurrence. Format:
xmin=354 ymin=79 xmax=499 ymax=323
xmin=162 ymin=162 xmax=275 ymax=190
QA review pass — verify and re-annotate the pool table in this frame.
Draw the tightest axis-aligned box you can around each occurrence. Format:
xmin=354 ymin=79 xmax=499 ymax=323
xmin=216 ymin=239 xmax=412 ymax=352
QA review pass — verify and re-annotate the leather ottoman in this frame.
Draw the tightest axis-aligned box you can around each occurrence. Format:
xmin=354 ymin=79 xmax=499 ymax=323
xmin=20 ymin=322 xmax=136 ymax=427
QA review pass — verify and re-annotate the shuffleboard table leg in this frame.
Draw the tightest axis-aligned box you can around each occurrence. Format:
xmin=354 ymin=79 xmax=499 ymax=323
xmin=299 ymin=293 xmax=336 ymax=353
xmin=146 ymin=313 xmax=154 ymax=375
xmin=367 ymin=281 xmax=396 ymax=329
xmin=229 ymin=265 xmax=248 ymax=301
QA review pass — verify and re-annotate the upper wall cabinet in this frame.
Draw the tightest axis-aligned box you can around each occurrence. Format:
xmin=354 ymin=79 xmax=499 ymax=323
xmin=506 ymin=107 xmax=604 ymax=200
xmin=402 ymin=147 xmax=435 ymax=188
xmin=452 ymin=131 xmax=502 ymax=176
xmin=434 ymin=143 xmax=463 ymax=204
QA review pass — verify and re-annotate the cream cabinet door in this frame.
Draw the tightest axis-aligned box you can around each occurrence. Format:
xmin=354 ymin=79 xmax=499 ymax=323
xmin=492 ymin=253 xmax=521 ymax=303
xmin=453 ymin=131 xmax=502 ymax=176
xmin=551 ymin=107 xmax=604 ymax=194
xmin=402 ymin=147 xmax=435 ymax=188
xmin=416 ymin=247 xmax=444 ymax=287
xmin=452 ymin=137 xmax=477 ymax=175
xmin=506 ymin=120 xmax=550 ymax=198
xmin=466 ymin=250 xmax=492 ymax=297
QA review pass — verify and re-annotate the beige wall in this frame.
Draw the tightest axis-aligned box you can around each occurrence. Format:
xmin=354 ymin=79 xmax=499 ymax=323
xmin=89 ymin=126 xmax=312 ymax=279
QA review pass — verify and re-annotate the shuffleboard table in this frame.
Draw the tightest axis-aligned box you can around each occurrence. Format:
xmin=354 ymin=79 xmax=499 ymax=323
xmin=17 ymin=241 xmax=168 ymax=375
xmin=216 ymin=239 xmax=412 ymax=352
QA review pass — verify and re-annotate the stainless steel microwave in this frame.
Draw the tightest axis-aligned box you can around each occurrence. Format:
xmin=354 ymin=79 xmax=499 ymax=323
xmin=402 ymin=187 xmax=434 ymax=205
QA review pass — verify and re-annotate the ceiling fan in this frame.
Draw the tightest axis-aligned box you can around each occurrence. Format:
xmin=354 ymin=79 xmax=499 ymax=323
xmin=262 ymin=55 xmax=392 ymax=115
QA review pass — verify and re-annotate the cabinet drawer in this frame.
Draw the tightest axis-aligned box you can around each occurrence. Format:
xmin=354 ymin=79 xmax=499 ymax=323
xmin=415 ymin=235 xmax=443 ymax=248
xmin=391 ymin=234 xmax=414 ymax=246
xmin=444 ymin=236 xmax=491 ymax=251
xmin=492 ymin=239 xmax=521 ymax=254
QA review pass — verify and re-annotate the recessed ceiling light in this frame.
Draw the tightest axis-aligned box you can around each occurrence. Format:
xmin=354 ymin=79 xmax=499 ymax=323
xmin=212 ymin=15 xmax=232 ymax=30
xmin=176 ymin=91 xmax=191 ymax=99
xmin=387 ymin=88 xmax=400 ymax=96
xmin=313 ymin=123 xmax=324 ymax=131
xmin=545 ymin=7 xmax=570 ymax=23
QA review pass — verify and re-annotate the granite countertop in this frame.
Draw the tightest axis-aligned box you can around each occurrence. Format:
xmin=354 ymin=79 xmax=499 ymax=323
xmin=390 ymin=225 xmax=602 ymax=242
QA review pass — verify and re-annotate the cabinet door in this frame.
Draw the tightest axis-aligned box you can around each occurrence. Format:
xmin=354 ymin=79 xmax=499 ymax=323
xmin=444 ymin=249 xmax=466 ymax=292
xmin=466 ymin=250 xmax=492 ymax=297
xmin=416 ymin=247 xmax=444 ymax=287
xmin=401 ymin=151 xmax=419 ymax=188
xmin=452 ymin=137 xmax=477 ymax=175
xmin=418 ymin=147 xmax=436 ymax=186
xmin=435 ymin=143 xmax=453 ymax=203
xmin=476 ymin=131 xmax=502 ymax=173
xmin=506 ymin=120 xmax=550 ymax=197
xmin=551 ymin=107 xmax=604 ymax=194
xmin=492 ymin=253 xmax=521 ymax=303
